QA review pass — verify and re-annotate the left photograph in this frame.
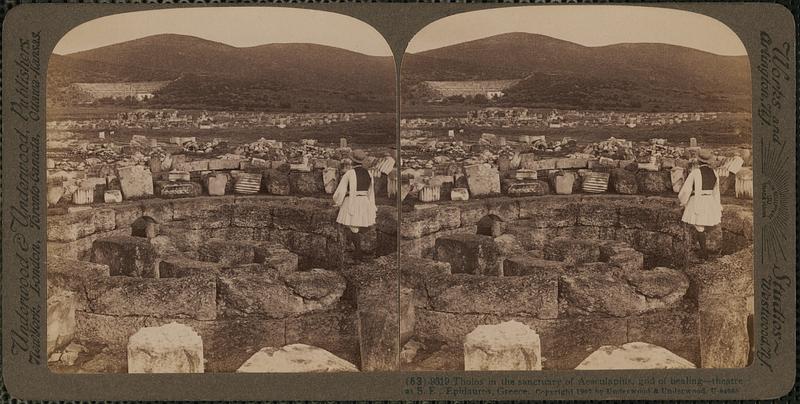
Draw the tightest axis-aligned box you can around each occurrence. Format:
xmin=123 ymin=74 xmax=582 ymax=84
xmin=45 ymin=8 xmax=399 ymax=373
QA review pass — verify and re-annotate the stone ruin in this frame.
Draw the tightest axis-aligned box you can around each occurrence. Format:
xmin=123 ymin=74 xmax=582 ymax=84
xmin=46 ymin=194 xmax=399 ymax=373
xmin=399 ymin=194 xmax=754 ymax=371
xmin=46 ymin=190 xmax=754 ymax=372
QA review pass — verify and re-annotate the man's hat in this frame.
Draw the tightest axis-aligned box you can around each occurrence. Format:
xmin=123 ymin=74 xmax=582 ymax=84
xmin=351 ymin=149 xmax=367 ymax=164
xmin=697 ymin=150 xmax=714 ymax=164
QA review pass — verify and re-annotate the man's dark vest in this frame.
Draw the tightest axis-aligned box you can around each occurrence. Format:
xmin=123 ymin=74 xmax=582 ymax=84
xmin=699 ymin=165 xmax=717 ymax=190
xmin=353 ymin=166 xmax=372 ymax=191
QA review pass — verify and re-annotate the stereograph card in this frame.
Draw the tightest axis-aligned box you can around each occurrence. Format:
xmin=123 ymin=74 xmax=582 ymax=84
xmin=1 ymin=2 xmax=796 ymax=401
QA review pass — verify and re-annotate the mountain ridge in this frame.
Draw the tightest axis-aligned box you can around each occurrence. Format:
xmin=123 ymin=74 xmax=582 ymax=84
xmin=48 ymin=34 xmax=396 ymax=112
xmin=402 ymin=32 xmax=751 ymax=112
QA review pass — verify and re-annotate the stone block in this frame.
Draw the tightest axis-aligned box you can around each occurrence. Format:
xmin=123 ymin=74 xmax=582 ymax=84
xmin=87 ymin=276 xmax=216 ymax=320
xmin=172 ymin=197 xmax=233 ymax=228
xmin=560 ymin=268 xmax=689 ymax=317
xmin=486 ymin=200 xmax=519 ymax=222
xmin=450 ymin=188 xmax=469 ymax=201
xmin=503 ymin=224 xmax=550 ymax=250
xmin=236 ymin=344 xmax=357 ymax=372
xmin=611 ymin=168 xmax=638 ymax=194
xmin=494 ymin=233 xmax=526 ymax=258
xmin=578 ymin=202 xmax=618 ymax=227
xmin=400 ymin=208 xmax=442 ymax=239
xmin=284 ymin=231 xmax=328 ymax=265
xmin=263 ymin=169 xmax=291 ymax=195
xmin=290 ymin=170 xmax=325 ymax=195
xmin=463 ymin=164 xmax=500 ymax=197
xmin=552 ymin=172 xmax=575 ymax=195
xmin=141 ymin=199 xmax=174 ymax=223
xmin=413 ymin=310 xmax=499 ymax=346
xmin=48 ymin=209 xmax=116 ymax=242
xmin=174 ymin=159 xmax=210 ymax=173
xmin=285 ymin=309 xmax=359 ymax=366
xmin=159 ymin=255 xmax=223 ymax=278
xmin=90 ymin=236 xmax=159 ymax=278
xmin=171 ymin=319 xmax=279 ymax=373
xmin=501 ymin=179 xmax=549 ymax=196
xmin=637 ymin=171 xmax=670 ymax=194
xmin=464 ymin=321 xmax=541 ymax=371
xmin=476 ymin=214 xmax=506 ymax=237
xmin=428 ymin=274 xmax=558 ymax=318
xmin=514 ymin=317 xmax=627 ymax=370
xmin=209 ymin=158 xmax=242 ymax=171
xmin=699 ymin=296 xmax=750 ymax=368
xmin=435 ymin=234 xmax=503 ymax=276
xmin=670 ymin=167 xmax=685 ymax=193
xmin=131 ymin=216 xmax=159 ymax=239
xmin=504 ymin=254 xmax=566 ymax=277
xmin=271 ymin=204 xmax=317 ymax=232
xmin=556 ymin=158 xmax=588 ymax=170
xmin=323 ymin=167 xmax=338 ymax=194
xmin=154 ymin=180 xmax=201 ymax=199
xmin=206 ymin=174 xmax=228 ymax=196
xmin=575 ymin=342 xmax=695 ymax=369
xmin=117 ymin=166 xmax=154 ymax=199
xmin=520 ymin=156 xmax=557 ymax=171
xmin=400 ymin=255 xmax=452 ymax=302
xmin=232 ymin=203 xmax=272 ymax=228
xmin=234 ymin=172 xmax=262 ymax=194
xmin=198 ymin=238 xmax=255 ymax=267
xmin=104 ymin=190 xmax=123 ymax=203
xmin=357 ymin=284 xmax=399 ymax=371
xmin=47 ymin=289 xmax=77 ymax=356
xmin=627 ymin=307 xmax=700 ymax=367
xmin=128 ymin=322 xmax=204 ymax=373
xmin=607 ymin=248 xmax=644 ymax=271
xmin=253 ymin=243 xmax=298 ymax=273
xmin=165 ymin=170 xmax=191 ymax=182
xmin=72 ymin=187 xmax=94 ymax=205
xmin=517 ymin=198 xmax=579 ymax=226
xmin=460 ymin=202 xmax=488 ymax=226
xmin=217 ymin=268 xmax=344 ymax=318
xmin=400 ymin=287 xmax=415 ymax=345
xmin=544 ymin=238 xmax=600 ymax=265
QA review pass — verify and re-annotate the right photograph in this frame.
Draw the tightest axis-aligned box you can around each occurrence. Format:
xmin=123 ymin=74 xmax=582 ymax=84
xmin=399 ymin=6 xmax=754 ymax=371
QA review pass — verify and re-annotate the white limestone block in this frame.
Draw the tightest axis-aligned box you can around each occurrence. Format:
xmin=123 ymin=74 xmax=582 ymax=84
xmin=464 ymin=320 xmax=541 ymax=371
xmin=127 ymin=322 xmax=204 ymax=373
xmin=576 ymin=341 xmax=695 ymax=370
xmin=236 ymin=343 xmax=358 ymax=373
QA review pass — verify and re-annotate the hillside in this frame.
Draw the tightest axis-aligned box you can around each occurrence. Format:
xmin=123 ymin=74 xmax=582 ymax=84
xmin=402 ymin=33 xmax=751 ymax=112
xmin=47 ymin=34 xmax=396 ymax=112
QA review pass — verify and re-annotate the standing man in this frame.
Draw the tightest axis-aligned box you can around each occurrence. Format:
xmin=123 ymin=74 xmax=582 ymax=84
xmin=333 ymin=149 xmax=377 ymax=261
xmin=678 ymin=150 xmax=722 ymax=259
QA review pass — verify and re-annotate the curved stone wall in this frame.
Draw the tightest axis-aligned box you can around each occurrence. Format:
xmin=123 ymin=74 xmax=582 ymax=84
xmin=46 ymin=195 xmax=398 ymax=372
xmin=48 ymin=195 xmax=398 ymax=268
xmin=399 ymin=195 xmax=754 ymax=370
xmin=400 ymin=195 xmax=753 ymax=269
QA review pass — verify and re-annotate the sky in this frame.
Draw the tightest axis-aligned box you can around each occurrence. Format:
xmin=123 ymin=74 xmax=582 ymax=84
xmin=407 ymin=6 xmax=747 ymax=56
xmin=53 ymin=7 xmax=392 ymax=56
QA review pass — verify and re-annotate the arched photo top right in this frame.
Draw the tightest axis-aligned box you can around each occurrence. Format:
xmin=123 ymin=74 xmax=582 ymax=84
xmin=399 ymin=5 xmax=755 ymax=372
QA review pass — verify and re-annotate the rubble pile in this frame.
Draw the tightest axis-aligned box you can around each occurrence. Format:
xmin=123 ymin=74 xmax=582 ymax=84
xmin=181 ymin=138 xmax=221 ymax=154
xmin=47 ymin=134 xmax=397 ymax=208
xmin=398 ymin=136 xmax=751 ymax=205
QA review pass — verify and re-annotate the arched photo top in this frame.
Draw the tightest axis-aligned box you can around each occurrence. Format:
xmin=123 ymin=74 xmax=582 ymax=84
xmin=402 ymin=5 xmax=750 ymax=114
xmin=48 ymin=7 xmax=396 ymax=116
xmin=406 ymin=6 xmax=747 ymax=57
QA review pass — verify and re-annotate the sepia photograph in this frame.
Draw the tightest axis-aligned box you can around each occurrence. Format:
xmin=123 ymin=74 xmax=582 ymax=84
xmin=398 ymin=6 xmax=755 ymax=372
xmin=45 ymin=7 xmax=400 ymax=373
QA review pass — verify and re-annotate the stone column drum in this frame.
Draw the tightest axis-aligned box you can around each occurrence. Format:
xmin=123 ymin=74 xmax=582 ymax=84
xmin=464 ymin=321 xmax=542 ymax=371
